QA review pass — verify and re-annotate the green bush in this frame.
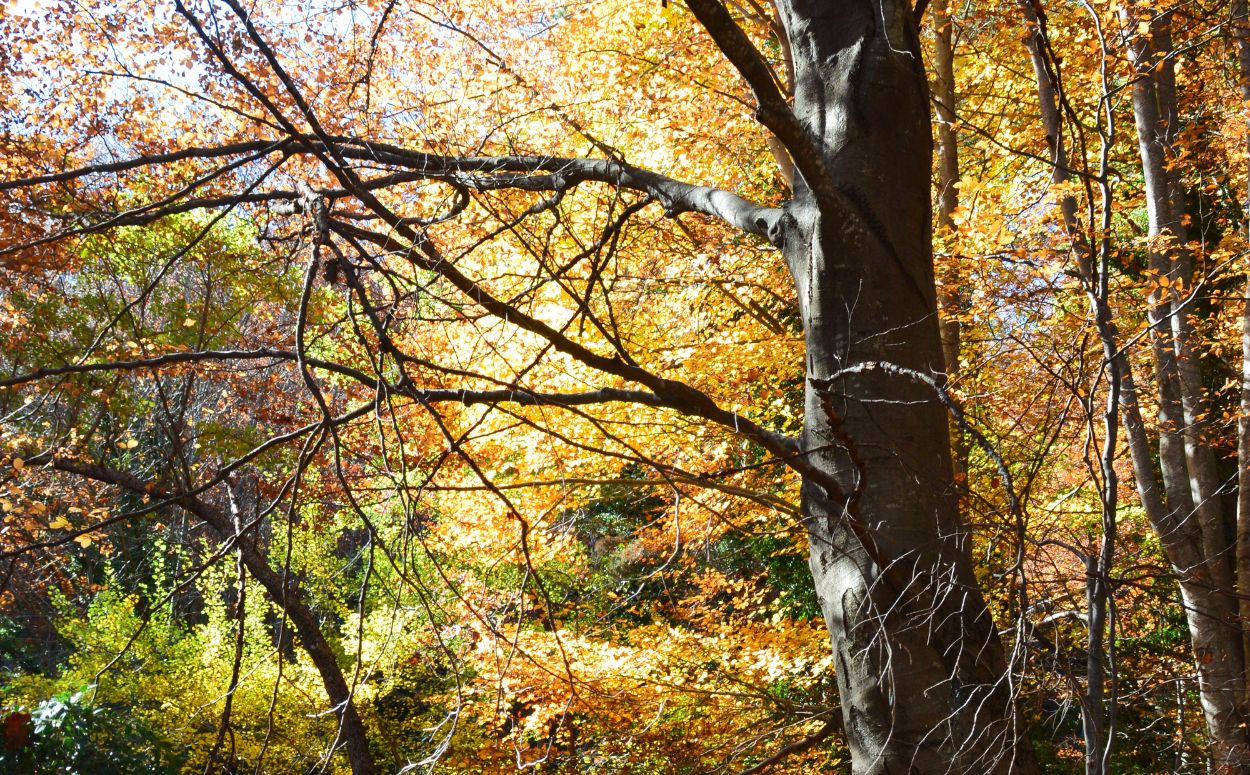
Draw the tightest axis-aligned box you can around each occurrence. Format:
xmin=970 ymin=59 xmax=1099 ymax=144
xmin=0 ymin=686 xmax=185 ymax=774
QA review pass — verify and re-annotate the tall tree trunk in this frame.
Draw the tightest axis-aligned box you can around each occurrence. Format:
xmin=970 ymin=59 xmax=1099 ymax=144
xmin=1017 ymin=6 xmax=1118 ymax=769
xmin=769 ymin=1 xmax=1037 ymax=770
xmin=1019 ymin=1 xmax=1249 ymax=768
xmin=1123 ymin=7 xmax=1233 ymax=600
xmin=1120 ymin=10 xmax=1248 ymax=770
xmin=1150 ymin=19 xmax=1228 ymax=581
xmin=932 ymin=0 xmax=968 ymax=483
xmin=1123 ymin=10 xmax=1197 ymax=540
xmin=1231 ymin=0 xmax=1250 ymax=734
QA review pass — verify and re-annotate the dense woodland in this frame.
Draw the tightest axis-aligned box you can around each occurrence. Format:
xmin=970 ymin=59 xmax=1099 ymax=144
xmin=9 ymin=0 xmax=1250 ymax=772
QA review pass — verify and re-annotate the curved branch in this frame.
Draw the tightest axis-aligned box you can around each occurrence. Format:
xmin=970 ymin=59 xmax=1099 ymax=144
xmin=4 ymin=138 xmax=783 ymax=243
xmin=682 ymin=0 xmax=834 ymax=202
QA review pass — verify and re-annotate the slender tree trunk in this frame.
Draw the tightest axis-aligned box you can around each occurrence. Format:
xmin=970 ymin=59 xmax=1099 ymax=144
xmin=1231 ymin=0 xmax=1250 ymax=731
xmin=1120 ymin=10 xmax=1248 ymax=770
xmin=1150 ymin=19 xmax=1229 ymax=584
xmin=771 ymin=1 xmax=1037 ymax=770
xmin=44 ymin=458 xmax=378 ymax=775
xmin=1124 ymin=11 xmax=1198 ymax=534
xmin=1019 ymin=1 xmax=1249 ymax=768
xmin=1123 ymin=7 xmax=1234 ymax=600
xmin=1016 ymin=6 xmax=1116 ymax=769
xmin=932 ymin=0 xmax=968 ymax=483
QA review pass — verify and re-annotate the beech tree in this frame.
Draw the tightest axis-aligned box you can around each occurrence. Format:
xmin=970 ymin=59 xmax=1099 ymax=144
xmin=0 ymin=0 xmax=1041 ymax=773
xmin=1009 ymin=3 xmax=1250 ymax=770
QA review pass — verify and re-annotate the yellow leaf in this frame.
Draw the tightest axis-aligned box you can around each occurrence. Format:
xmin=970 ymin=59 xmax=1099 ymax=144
xmin=49 ymin=515 xmax=72 ymax=530
xmin=74 ymin=534 xmax=93 ymax=548
xmin=183 ymin=317 xmax=197 ymax=327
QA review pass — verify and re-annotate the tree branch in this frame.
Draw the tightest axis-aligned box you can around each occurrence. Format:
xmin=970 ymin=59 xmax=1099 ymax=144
xmin=3 ymin=138 xmax=783 ymax=244
xmin=682 ymin=0 xmax=834 ymax=201
xmin=731 ymin=715 xmax=841 ymax=775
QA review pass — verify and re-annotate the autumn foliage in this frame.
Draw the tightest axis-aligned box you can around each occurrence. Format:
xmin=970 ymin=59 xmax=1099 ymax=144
xmin=3 ymin=0 xmax=1250 ymax=773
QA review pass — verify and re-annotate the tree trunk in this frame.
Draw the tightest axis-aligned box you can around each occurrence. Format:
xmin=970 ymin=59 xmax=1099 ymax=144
xmin=1016 ymin=5 xmax=1117 ymax=768
xmin=1123 ymin=11 xmax=1198 ymax=537
xmin=773 ymin=1 xmax=1037 ymax=770
xmin=1120 ymin=10 xmax=1248 ymax=770
xmin=1016 ymin=1 xmax=1250 ymax=769
xmin=1150 ymin=19 xmax=1229 ymax=587
xmin=932 ymin=0 xmax=968 ymax=484
xmin=1122 ymin=7 xmax=1233 ymax=600
xmin=1232 ymin=0 xmax=1250 ymax=741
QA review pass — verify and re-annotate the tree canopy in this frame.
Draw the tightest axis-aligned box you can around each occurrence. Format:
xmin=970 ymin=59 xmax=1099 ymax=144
xmin=5 ymin=0 xmax=1250 ymax=773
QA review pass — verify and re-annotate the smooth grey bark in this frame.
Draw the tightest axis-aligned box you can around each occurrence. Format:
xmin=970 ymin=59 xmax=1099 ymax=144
xmin=1119 ymin=12 xmax=1198 ymax=536
xmin=1119 ymin=10 xmax=1249 ymax=770
xmin=1122 ymin=8 xmax=1233 ymax=599
xmin=1020 ymin=1 xmax=1249 ymax=769
xmin=1149 ymin=20 xmax=1228 ymax=581
xmin=758 ymin=1 xmax=1038 ymax=771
